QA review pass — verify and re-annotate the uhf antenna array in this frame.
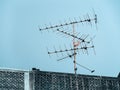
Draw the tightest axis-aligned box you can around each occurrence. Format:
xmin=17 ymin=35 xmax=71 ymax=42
xmin=39 ymin=13 xmax=97 ymax=31
xmin=39 ymin=11 xmax=97 ymax=75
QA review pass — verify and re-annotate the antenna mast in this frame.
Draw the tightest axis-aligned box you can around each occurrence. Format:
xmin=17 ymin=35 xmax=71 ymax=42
xmin=73 ymin=24 xmax=79 ymax=90
xmin=39 ymin=12 xmax=97 ymax=73
xmin=39 ymin=11 xmax=97 ymax=90
xmin=73 ymin=24 xmax=77 ymax=75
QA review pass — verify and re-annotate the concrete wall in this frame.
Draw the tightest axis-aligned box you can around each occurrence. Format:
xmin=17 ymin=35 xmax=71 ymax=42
xmin=0 ymin=69 xmax=24 ymax=90
xmin=29 ymin=68 xmax=120 ymax=90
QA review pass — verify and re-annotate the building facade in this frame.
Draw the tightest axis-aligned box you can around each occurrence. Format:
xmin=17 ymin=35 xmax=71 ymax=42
xmin=29 ymin=68 xmax=120 ymax=90
xmin=0 ymin=68 xmax=120 ymax=90
xmin=0 ymin=69 xmax=25 ymax=90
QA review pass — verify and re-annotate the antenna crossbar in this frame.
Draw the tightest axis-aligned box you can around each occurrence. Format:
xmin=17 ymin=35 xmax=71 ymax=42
xmin=56 ymin=29 xmax=90 ymax=43
xmin=48 ymin=45 xmax=94 ymax=54
xmin=39 ymin=17 xmax=97 ymax=31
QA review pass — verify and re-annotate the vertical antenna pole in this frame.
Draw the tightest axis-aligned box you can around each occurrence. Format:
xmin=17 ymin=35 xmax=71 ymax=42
xmin=73 ymin=24 xmax=77 ymax=75
xmin=73 ymin=24 xmax=78 ymax=90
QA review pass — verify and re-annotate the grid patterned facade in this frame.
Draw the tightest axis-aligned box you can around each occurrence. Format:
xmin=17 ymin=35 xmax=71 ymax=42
xmin=29 ymin=68 xmax=120 ymax=90
xmin=0 ymin=70 xmax=24 ymax=90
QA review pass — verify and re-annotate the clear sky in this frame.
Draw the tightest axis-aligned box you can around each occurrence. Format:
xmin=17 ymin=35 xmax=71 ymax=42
xmin=0 ymin=0 xmax=120 ymax=77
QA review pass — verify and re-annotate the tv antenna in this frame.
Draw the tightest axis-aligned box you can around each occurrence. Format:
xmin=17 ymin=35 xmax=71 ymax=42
xmin=39 ymin=11 xmax=97 ymax=90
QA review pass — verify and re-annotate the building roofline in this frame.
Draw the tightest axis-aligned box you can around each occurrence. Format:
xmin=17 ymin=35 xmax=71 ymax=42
xmin=31 ymin=68 xmax=119 ymax=79
xmin=0 ymin=67 xmax=29 ymax=73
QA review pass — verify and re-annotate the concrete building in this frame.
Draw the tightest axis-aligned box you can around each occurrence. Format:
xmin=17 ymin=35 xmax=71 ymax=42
xmin=29 ymin=68 xmax=120 ymax=90
xmin=0 ymin=68 xmax=120 ymax=90
xmin=0 ymin=69 xmax=25 ymax=90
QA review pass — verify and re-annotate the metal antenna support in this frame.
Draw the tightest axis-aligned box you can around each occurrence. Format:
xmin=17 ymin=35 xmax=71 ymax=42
xmin=56 ymin=53 xmax=95 ymax=73
xmin=73 ymin=24 xmax=77 ymax=75
xmin=76 ymin=62 xmax=95 ymax=73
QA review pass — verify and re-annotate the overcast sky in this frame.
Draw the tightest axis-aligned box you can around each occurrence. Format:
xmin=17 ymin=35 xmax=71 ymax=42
xmin=0 ymin=0 xmax=120 ymax=77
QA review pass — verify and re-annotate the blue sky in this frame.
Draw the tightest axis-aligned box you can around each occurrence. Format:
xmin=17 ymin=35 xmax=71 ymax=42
xmin=0 ymin=0 xmax=120 ymax=77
